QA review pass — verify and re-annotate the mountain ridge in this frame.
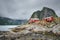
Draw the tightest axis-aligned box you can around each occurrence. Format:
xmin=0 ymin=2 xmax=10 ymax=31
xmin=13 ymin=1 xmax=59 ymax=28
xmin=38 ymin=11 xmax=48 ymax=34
xmin=31 ymin=7 xmax=58 ymax=20
xmin=0 ymin=17 xmax=27 ymax=25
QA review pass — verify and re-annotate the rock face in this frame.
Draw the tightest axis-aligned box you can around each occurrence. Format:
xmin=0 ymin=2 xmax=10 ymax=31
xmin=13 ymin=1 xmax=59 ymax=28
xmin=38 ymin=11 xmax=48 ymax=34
xmin=52 ymin=24 xmax=60 ymax=35
xmin=0 ymin=31 xmax=60 ymax=40
xmin=31 ymin=7 xmax=58 ymax=20
xmin=9 ymin=24 xmax=56 ymax=34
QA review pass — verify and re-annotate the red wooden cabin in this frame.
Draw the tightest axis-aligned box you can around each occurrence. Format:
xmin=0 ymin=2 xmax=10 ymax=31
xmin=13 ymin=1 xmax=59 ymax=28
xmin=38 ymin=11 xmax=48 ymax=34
xmin=29 ymin=18 xmax=40 ymax=23
xmin=44 ymin=16 xmax=54 ymax=22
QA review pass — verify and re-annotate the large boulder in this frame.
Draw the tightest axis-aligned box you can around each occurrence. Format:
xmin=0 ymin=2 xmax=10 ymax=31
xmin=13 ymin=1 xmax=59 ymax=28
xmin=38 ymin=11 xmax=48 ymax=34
xmin=52 ymin=24 xmax=60 ymax=35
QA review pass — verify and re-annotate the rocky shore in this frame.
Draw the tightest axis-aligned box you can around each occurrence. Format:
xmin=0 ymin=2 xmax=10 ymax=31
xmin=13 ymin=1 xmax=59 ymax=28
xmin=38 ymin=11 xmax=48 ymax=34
xmin=0 ymin=24 xmax=60 ymax=40
xmin=0 ymin=31 xmax=60 ymax=40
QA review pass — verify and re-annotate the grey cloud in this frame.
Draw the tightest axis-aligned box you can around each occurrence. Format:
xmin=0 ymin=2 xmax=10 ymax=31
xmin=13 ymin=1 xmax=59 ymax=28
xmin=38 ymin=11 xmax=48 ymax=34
xmin=0 ymin=0 xmax=60 ymax=19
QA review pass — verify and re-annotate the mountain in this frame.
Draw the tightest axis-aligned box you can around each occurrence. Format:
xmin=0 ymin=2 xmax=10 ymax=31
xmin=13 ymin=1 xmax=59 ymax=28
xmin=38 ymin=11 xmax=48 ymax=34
xmin=31 ymin=7 xmax=58 ymax=20
xmin=0 ymin=17 xmax=27 ymax=25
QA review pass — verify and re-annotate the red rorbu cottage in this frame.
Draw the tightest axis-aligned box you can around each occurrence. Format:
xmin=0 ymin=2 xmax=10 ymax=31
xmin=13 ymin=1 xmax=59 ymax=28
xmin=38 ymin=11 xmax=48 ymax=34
xmin=29 ymin=18 xmax=40 ymax=24
xmin=44 ymin=16 xmax=54 ymax=22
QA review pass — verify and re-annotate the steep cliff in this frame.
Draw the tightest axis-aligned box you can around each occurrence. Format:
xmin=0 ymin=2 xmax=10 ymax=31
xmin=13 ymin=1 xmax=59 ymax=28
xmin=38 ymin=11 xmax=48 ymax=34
xmin=31 ymin=7 xmax=58 ymax=20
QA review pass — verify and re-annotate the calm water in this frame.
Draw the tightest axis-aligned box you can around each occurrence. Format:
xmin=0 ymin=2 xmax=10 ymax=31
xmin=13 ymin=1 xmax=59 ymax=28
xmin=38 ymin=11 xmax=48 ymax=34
xmin=0 ymin=25 xmax=19 ymax=31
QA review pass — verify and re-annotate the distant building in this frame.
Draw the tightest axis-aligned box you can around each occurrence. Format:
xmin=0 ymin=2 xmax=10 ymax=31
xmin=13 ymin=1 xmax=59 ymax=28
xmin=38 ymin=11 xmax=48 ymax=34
xmin=29 ymin=18 xmax=40 ymax=23
xmin=44 ymin=16 xmax=54 ymax=22
xmin=29 ymin=16 xmax=54 ymax=24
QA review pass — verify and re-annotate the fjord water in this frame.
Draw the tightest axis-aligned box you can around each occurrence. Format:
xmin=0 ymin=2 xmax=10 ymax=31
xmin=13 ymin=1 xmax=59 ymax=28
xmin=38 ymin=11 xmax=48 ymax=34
xmin=0 ymin=25 xmax=19 ymax=31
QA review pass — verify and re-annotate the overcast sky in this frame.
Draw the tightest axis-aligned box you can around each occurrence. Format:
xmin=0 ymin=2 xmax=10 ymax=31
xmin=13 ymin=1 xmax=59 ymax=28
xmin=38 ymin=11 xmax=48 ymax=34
xmin=0 ymin=0 xmax=60 ymax=19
